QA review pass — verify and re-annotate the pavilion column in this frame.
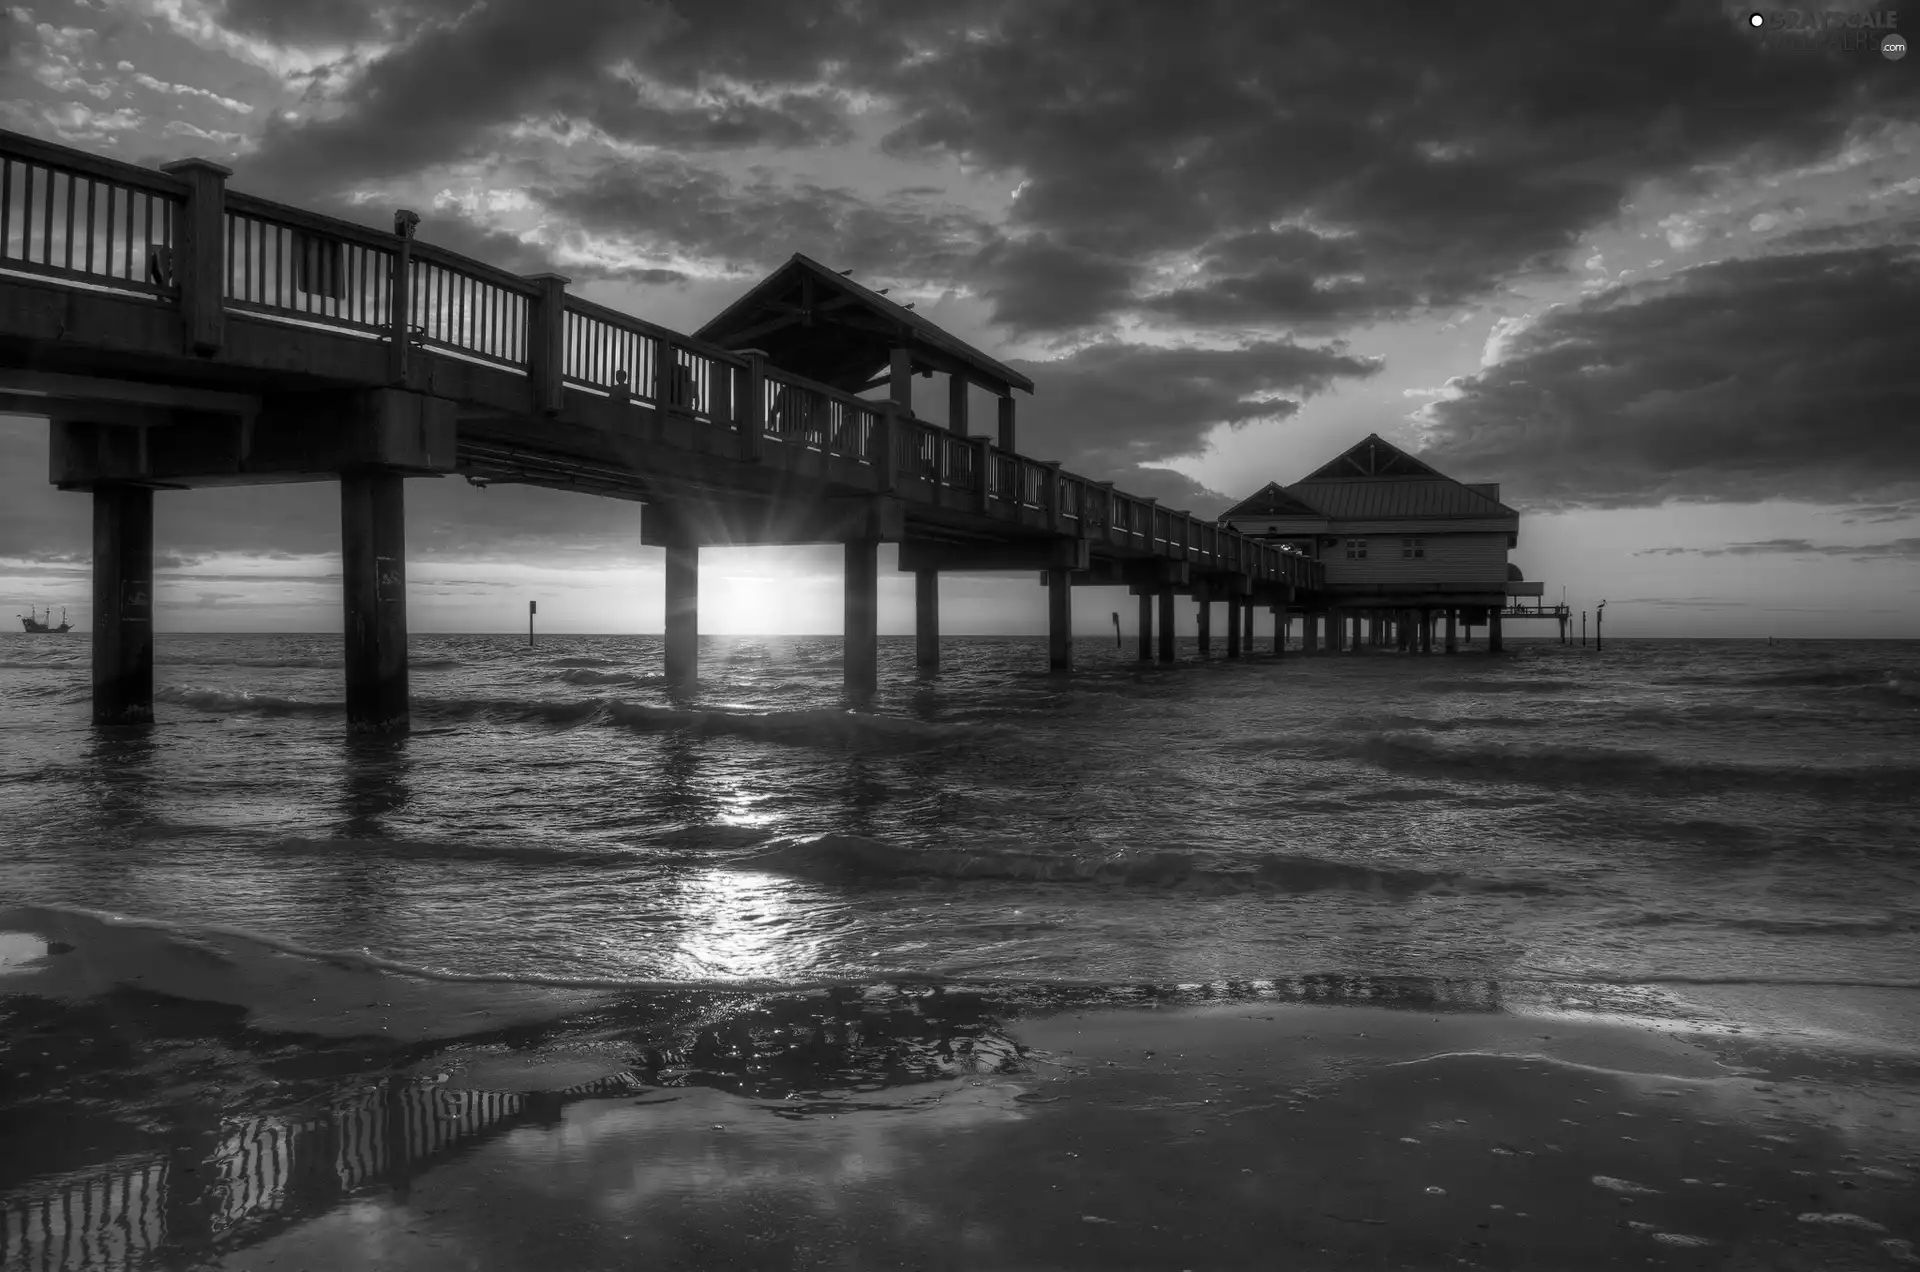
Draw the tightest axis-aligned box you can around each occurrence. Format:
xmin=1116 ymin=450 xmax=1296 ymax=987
xmin=914 ymin=568 xmax=939 ymax=675
xmin=1157 ymin=589 xmax=1176 ymax=662
xmin=663 ymin=543 xmax=699 ymax=685
xmin=1136 ymin=592 xmax=1153 ymax=662
xmin=1488 ymin=609 xmax=1504 ymax=654
xmin=1226 ymin=597 xmax=1242 ymax=658
xmin=845 ymin=538 xmax=879 ymax=697
xmin=341 ymin=470 xmax=409 ymax=734
xmin=1445 ymin=607 xmax=1458 ymax=654
xmin=1046 ymin=567 xmax=1072 ymax=671
xmin=91 ymin=483 xmax=154 ymax=726
xmin=1196 ymin=597 xmax=1212 ymax=657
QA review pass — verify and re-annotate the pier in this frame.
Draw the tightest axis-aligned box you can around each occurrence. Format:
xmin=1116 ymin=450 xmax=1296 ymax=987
xmin=0 ymin=128 xmax=1329 ymax=732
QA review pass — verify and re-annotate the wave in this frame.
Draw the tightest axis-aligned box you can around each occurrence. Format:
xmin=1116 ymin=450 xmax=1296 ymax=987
xmin=1601 ymin=909 xmax=1920 ymax=937
xmin=155 ymin=685 xmax=341 ymax=715
xmin=1428 ymin=679 xmax=1581 ymax=695
xmin=1340 ymin=731 xmax=1920 ymax=797
xmin=264 ymin=835 xmax=654 ymax=868
xmin=0 ymin=658 xmax=84 ymax=670
xmin=733 ymin=834 xmax=1563 ymax=896
xmin=558 ymin=668 xmax=665 ymax=688
xmin=1659 ymin=668 xmax=1905 ymax=692
xmin=156 ymin=654 xmax=343 ymax=669
xmin=604 ymin=703 xmax=1001 ymax=747
xmin=545 ymin=656 xmax=624 ymax=668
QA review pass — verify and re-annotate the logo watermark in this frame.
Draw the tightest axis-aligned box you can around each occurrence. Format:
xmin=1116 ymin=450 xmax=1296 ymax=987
xmin=1746 ymin=9 xmax=1906 ymax=55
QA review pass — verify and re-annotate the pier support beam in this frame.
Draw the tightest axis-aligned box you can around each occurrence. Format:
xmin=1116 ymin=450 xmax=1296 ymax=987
xmin=914 ymin=569 xmax=939 ymax=675
xmin=1226 ymin=597 xmax=1242 ymax=658
xmin=1137 ymin=592 xmax=1153 ymax=662
xmin=1157 ymin=589 xmax=1176 ymax=663
xmin=91 ymin=484 xmax=154 ymax=726
xmin=341 ymin=470 xmax=409 ymax=734
xmin=845 ymin=539 xmax=879 ymax=698
xmin=664 ymin=544 xmax=699 ymax=685
xmin=1046 ymin=567 xmax=1072 ymax=671
xmin=1445 ymin=607 xmax=1458 ymax=653
xmin=1488 ymin=609 xmax=1504 ymax=655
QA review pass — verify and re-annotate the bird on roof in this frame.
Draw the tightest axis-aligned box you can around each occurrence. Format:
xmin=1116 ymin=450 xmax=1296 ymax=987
xmin=876 ymin=288 xmax=890 ymax=295
xmin=903 ymin=302 xmax=916 ymax=310
xmin=838 ymin=268 xmax=853 ymax=275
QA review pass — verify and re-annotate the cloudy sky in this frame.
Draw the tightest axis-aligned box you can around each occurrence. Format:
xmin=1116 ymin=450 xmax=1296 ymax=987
xmin=3 ymin=0 xmax=1917 ymax=637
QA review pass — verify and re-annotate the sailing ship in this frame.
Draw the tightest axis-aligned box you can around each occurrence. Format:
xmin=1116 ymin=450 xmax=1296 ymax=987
xmin=17 ymin=606 xmax=72 ymax=634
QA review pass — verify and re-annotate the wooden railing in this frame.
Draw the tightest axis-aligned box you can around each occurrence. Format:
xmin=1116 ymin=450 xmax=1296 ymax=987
xmin=0 ymin=126 xmax=1323 ymax=596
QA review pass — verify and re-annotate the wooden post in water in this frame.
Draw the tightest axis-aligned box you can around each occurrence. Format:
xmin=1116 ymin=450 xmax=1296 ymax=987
xmin=1581 ymin=611 xmax=1587 ymax=646
xmin=1137 ymin=592 xmax=1153 ymax=662
xmin=914 ymin=569 xmax=939 ymax=676
xmin=845 ymin=538 xmax=879 ymax=698
xmin=1157 ymin=588 xmax=1176 ymax=663
xmin=528 ymin=599 xmax=535 ymax=647
xmin=92 ymin=483 xmax=154 ymax=725
xmin=1595 ymin=600 xmax=1605 ymax=652
xmin=341 ymin=470 xmax=409 ymax=734
xmin=664 ymin=544 xmax=698 ymax=684
xmin=1046 ymin=567 xmax=1072 ymax=672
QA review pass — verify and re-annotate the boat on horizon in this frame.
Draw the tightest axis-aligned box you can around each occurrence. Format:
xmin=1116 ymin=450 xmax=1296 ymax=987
xmin=17 ymin=606 xmax=72 ymax=634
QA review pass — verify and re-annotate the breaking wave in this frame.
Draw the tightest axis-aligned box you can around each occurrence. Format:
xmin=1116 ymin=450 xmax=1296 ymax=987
xmin=1340 ymin=731 xmax=1920 ymax=797
xmin=733 ymin=834 xmax=1564 ymax=896
xmin=155 ymin=685 xmax=341 ymax=715
xmin=557 ymin=668 xmax=666 ymax=688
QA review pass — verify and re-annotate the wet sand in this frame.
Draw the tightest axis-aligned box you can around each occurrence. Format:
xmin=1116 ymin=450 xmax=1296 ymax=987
xmin=4 ymin=910 xmax=1919 ymax=1269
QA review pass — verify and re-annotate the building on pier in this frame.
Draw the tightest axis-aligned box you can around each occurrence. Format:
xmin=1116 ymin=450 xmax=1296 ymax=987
xmin=1219 ymin=434 xmax=1553 ymax=653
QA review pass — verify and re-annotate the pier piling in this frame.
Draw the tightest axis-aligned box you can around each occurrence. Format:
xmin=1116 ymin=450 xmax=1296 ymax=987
xmin=845 ymin=539 xmax=879 ymax=698
xmin=341 ymin=471 xmax=409 ymax=734
xmin=1046 ymin=567 xmax=1072 ymax=671
xmin=1157 ymin=589 xmax=1176 ymax=663
xmin=664 ymin=544 xmax=699 ymax=685
xmin=1226 ymin=597 xmax=1242 ymax=658
xmin=914 ymin=569 xmax=939 ymax=675
xmin=1137 ymin=592 xmax=1153 ymax=662
xmin=91 ymin=483 xmax=154 ymax=726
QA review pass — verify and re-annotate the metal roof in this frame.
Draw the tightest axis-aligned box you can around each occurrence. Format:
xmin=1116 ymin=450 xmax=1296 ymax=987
xmin=1218 ymin=481 xmax=1326 ymax=520
xmin=693 ymin=253 xmax=1035 ymax=397
xmin=1282 ymin=478 xmax=1514 ymax=520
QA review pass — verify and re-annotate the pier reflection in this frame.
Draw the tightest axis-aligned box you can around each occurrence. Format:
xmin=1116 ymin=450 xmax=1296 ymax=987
xmin=0 ymin=974 xmax=1507 ymax=1270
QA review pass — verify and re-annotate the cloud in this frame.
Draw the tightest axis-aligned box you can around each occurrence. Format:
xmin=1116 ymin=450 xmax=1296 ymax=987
xmin=1416 ymin=240 xmax=1920 ymax=509
xmin=1634 ymin=537 xmax=1920 ymax=559
xmin=1005 ymin=338 xmax=1382 ymax=479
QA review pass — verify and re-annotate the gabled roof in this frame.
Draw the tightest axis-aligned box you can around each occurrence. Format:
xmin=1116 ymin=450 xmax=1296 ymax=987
xmin=1278 ymin=432 xmax=1517 ymax=521
xmin=1219 ymin=481 xmax=1326 ymax=521
xmin=1303 ymin=433 xmax=1447 ymax=481
xmin=694 ymin=253 xmax=1035 ymax=397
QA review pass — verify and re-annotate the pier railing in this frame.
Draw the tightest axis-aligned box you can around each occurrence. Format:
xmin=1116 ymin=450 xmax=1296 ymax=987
xmin=0 ymin=127 xmax=1321 ymax=595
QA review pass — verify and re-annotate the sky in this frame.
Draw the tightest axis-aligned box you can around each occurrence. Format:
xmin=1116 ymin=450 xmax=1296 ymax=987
xmin=2 ymin=0 xmax=1917 ymax=637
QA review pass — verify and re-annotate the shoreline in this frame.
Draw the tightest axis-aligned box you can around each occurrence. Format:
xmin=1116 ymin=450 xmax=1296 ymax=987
xmin=4 ymin=934 xmax=1919 ymax=1269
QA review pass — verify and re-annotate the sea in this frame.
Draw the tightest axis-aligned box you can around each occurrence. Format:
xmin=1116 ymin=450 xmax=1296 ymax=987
xmin=2 ymin=633 xmax=1918 ymax=1265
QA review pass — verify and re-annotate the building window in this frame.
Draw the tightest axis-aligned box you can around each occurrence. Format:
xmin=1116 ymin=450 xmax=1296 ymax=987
xmin=1402 ymin=537 xmax=1425 ymax=559
xmin=1345 ymin=538 xmax=1367 ymax=559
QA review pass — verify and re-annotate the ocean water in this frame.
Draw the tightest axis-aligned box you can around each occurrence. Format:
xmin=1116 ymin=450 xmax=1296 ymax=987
xmin=3 ymin=633 xmax=1918 ymax=1001
xmin=5 ymin=633 xmax=1920 ymax=1267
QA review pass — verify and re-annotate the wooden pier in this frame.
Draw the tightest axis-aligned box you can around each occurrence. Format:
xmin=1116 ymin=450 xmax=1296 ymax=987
xmin=0 ymin=127 xmax=1339 ymax=731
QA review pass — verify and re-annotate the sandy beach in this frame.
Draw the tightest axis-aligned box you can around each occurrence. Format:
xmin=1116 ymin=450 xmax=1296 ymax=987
xmin=5 ymin=907 xmax=1917 ymax=1271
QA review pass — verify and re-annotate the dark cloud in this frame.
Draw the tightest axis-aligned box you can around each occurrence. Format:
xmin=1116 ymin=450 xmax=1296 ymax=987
xmin=1007 ymin=338 xmax=1381 ymax=480
xmin=1418 ymin=243 xmax=1920 ymax=509
xmin=1635 ymin=538 xmax=1920 ymax=559
xmin=216 ymin=0 xmax=1920 ymax=339
xmin=531 ymin=159 xmax=993 ymax=283
xmin=880 ymin=0 xmax=1920 ymax=331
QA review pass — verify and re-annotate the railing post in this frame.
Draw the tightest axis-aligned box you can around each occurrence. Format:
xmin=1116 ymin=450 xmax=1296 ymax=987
xmin=738 ymin=349 xmax=767 ymax=461
xmin=387 ymin=210 xmax=419 ymax=385
xmin=973 ymin=436 xmax=992 ymax=513
xmin=874 ymin=403 xmax=898 ymax=495
xmin=523 ymin=272 xmax=569 ymax=414
xmin=158 ymin=157 xmax=231 ymax=357
xmin=1044 ymin=460 xmax=1063 ymax=533
xmin=710 ymin=356 xmax=733 ymax=432
xmin=1142 ymin=497 xmax=1158 ymax=546
xmin=657 ymin=339 xmax=681 ymax=411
